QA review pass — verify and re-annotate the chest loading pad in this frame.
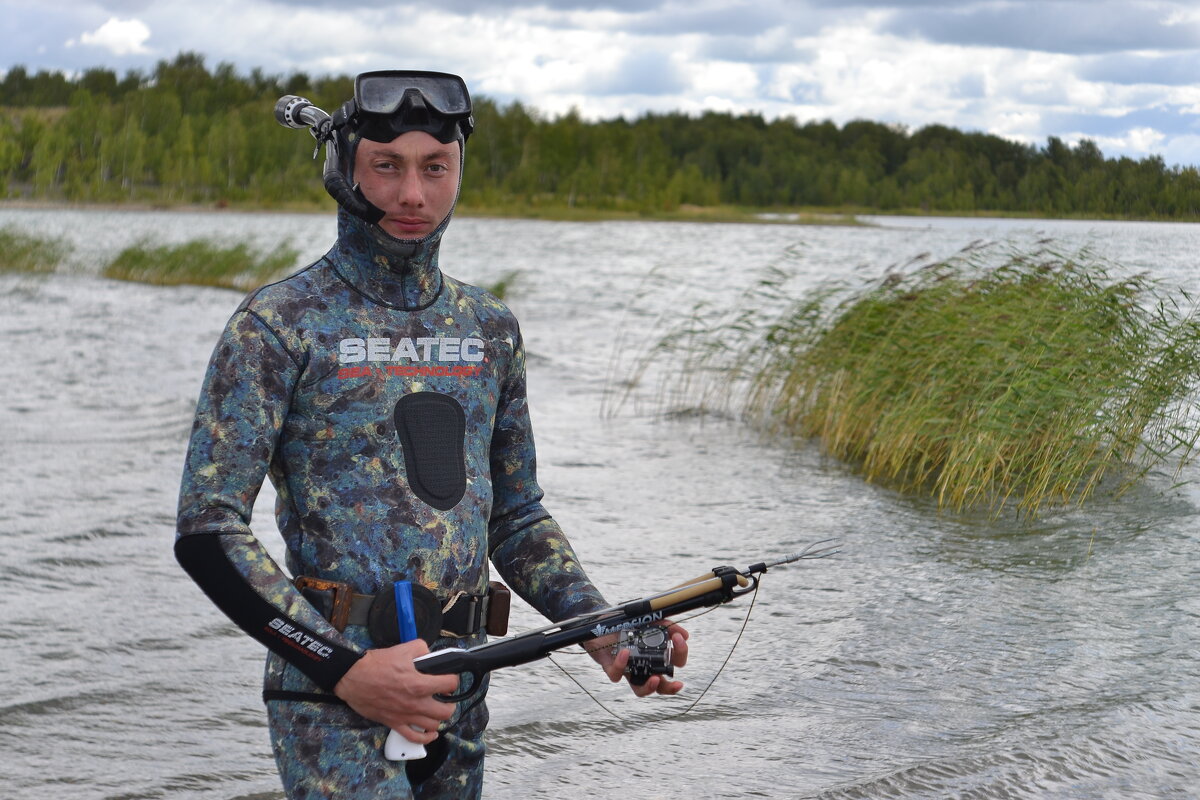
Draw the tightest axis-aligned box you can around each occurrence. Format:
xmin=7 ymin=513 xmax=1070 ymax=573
xmin=394 ymin=391 xmax=467 ymax=510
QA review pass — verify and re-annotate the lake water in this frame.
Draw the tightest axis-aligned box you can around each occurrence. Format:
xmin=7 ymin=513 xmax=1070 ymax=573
xmin=2 ymin=208 xmax=1198 ymax=799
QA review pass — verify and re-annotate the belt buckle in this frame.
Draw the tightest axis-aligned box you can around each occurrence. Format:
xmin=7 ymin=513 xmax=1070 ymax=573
xmin=440 ymin=591 xmax=489 ymax=637
xmin=470 ymin=594 xmax=489 ymax=632
xmin=295 ymin=576 xmax=354 ymax=631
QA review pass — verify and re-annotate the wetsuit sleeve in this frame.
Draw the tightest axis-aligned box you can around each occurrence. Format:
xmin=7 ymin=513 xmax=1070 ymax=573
xmin=175 ymin=309 xmax=363 ymax=691
xmin=487 ymin=330 xmax=608 ymax=622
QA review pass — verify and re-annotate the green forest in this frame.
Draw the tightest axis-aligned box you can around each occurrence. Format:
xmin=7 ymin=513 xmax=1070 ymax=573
xmin=3 ymin=52 xmax=1199 ymax=220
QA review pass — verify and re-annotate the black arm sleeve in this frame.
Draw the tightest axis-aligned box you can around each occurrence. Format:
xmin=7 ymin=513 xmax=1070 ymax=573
xmin=176 ymin=533 xmax=362 ymax=692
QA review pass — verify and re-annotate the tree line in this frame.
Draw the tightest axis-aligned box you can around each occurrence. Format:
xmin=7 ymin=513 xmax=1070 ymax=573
xmin=3 ymin=52 xmax=1199 ymax=219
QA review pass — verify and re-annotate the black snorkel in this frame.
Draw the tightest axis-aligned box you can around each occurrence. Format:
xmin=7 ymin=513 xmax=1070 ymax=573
xmin=274 ymin=71 xmax=474 ymax=228
xmin=274 ymin=94 xmax=385 ymax=223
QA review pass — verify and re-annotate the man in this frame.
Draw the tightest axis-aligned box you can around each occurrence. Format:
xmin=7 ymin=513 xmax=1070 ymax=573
xmin=175 ymin=70 xmax=687 ymax=799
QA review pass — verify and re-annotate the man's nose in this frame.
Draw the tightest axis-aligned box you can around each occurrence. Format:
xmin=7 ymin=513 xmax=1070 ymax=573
xmin=396 ymin=169 xmax=425 ymax=207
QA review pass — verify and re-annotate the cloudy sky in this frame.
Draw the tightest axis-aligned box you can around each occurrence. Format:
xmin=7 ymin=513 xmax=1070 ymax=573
xmin=4 ymin=0 xmax=1200 ymax=166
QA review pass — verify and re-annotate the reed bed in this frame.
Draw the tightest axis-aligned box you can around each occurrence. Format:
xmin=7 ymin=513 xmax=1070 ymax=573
xmin=0 ymin=226 xmax=71 ymax=273
xmin=485 ymin=269 xmax=522 ymax=301
xmin=102 ymin=239 xmax=299 ymax=291
xmin=0 ymin=227 xmax=299 ymax=290
xmin=642 ymin=245 xmax=1200 ymax=516
xmin=4 ymin=229 xmax=518 ymax=299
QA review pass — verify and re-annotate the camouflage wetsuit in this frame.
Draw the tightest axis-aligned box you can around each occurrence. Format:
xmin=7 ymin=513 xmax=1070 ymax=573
xmin=176 ymin=208 xmax=607 ymax=799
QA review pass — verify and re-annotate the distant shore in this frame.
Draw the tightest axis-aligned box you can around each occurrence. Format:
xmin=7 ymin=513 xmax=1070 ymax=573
xmin=2 ymin=197 xmax=1195 ymax=225
xmin=0 ymin=198 xmax=864 ymax=226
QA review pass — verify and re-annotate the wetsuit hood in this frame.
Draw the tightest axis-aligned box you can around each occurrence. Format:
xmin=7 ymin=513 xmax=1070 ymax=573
xmin=331 ymin=206 xmax=446 ymax=310
xmin=329 ymin=124 xmax=467 ymax=310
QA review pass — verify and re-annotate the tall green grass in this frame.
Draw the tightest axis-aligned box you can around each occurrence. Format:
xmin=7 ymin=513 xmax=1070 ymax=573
xmin=102 ymin=239 xmax=299 ymax=291
xmin=0 ymin=228 xmax=298 ymax=291
xmin=484 ymin=269 xmax=522 ymax=301
xmin=638 ymin=246 xmax=1200 ymax=516
xmin=0 ymin=226 xmax=71 ymax=273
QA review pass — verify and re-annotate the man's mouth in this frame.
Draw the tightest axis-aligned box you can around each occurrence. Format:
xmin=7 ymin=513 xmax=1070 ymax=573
xmin=387 ymin=216 xmax=432 ymax=233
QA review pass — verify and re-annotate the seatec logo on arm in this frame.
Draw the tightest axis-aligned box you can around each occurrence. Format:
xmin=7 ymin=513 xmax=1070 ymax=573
xmin=337 ymin=336 xmax=486 ymax=380
xmin=266 ymin=617 xmax=335 ymax=660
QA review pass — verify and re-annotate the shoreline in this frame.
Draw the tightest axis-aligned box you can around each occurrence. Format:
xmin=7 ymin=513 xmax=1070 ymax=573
xmin=0 ymin=198 xmax=862 ymax=226
xmin=1 ymin=198 xmax=1196 ymax=226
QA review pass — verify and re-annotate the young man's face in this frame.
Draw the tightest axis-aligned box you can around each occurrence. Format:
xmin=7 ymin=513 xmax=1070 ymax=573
xmin=353 ymin=131 xmax=461 ymax=239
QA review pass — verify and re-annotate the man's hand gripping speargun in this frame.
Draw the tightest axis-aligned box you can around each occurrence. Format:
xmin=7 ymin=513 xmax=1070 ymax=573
xmin=384 ymin=538 xmax=842 ymax=761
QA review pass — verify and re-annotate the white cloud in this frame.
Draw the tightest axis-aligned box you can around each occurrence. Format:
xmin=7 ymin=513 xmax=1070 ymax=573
xmin=1163 ymin=7 xmax=1200 ymax=26
xmin=1094 ymin=125 xmax=1168 ymax=154
xmin=689 ymin=60 xmax=760 ymax=101
xmin=989 ymin=111 xmax=1043 ymax=144
xmin=1161 ymin=134 xmax=1200 ymax=168
xmin=7 ymin=1 xmax=1199 ymax=165
xmin=68 ymin=17 xmax=151 ymax=56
